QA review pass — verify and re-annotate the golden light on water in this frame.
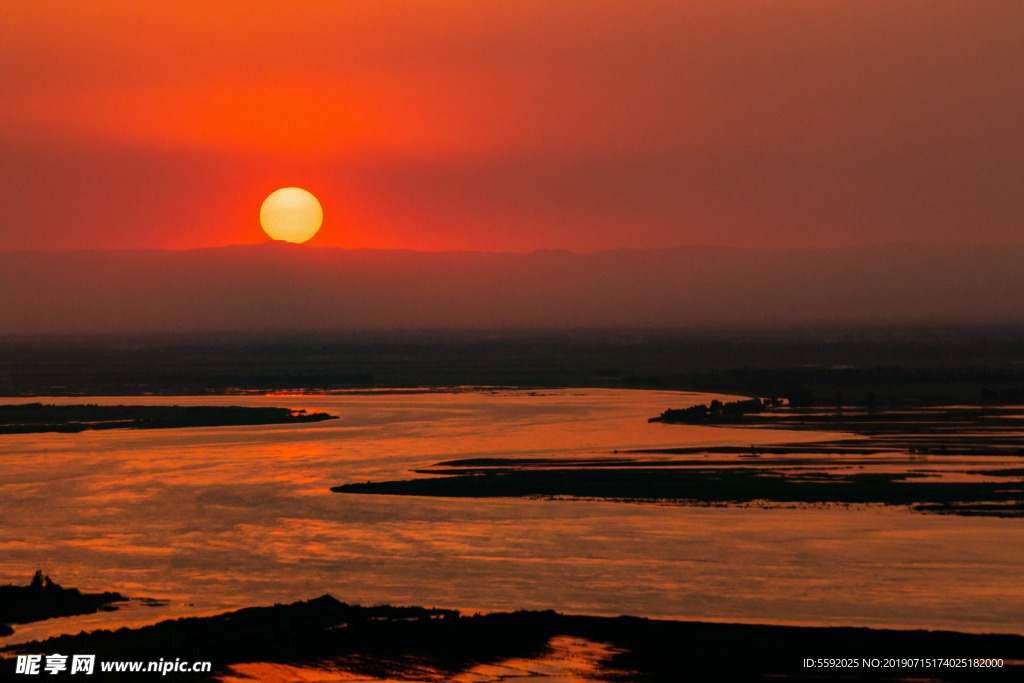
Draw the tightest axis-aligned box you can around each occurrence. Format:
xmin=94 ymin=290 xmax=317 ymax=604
xmin=260 ymin=187 xmax=323 ymax=243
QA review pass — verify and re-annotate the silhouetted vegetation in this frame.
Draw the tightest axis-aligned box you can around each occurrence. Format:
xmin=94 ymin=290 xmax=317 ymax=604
xmin=4 ymin=595 xmax=1021 ymax=681
xmin=654 ymin=397 xmax=768 ymax=424
xmin=0 ymin=571 xmax=127 ymax=636
xmin=0 ymin=404 xmax=336 ymax=435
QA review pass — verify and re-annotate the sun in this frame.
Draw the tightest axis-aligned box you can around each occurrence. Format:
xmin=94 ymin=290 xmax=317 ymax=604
xmin=260 ymin=188 xmax=323 ymax=243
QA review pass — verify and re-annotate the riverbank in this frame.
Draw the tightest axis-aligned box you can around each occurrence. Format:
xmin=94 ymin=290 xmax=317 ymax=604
xmin=0 ymin=573 xmax=127 ymax=637
xmin=4 ymin=596 xmax=1022 ymax=681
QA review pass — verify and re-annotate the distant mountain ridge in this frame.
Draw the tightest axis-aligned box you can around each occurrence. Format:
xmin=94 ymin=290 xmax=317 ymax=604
xmin=1 ymin=243 xmax=1022 ymax=333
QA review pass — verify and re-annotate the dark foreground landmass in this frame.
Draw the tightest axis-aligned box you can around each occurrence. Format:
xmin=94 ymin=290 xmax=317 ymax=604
xmin=3 ymin=595 xmax=1021 ymax=682
xmin=0 ymin=404 xmax=336 ymax=435
xmin=0 ymin=572 xmax=127 ymax=637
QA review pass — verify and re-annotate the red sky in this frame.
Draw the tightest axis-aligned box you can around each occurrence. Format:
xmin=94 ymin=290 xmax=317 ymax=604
xmin=1 ymin=1 xmax=1022 ymax=252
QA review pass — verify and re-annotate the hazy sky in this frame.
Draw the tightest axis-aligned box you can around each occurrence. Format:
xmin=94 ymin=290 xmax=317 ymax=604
xmin=1 ymin=1 xmax=1022 ymax=252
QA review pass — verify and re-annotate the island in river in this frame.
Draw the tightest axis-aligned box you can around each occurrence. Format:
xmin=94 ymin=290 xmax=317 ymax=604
xmin=0 ymin=403 xmax=336 ymax=435
xmin=333 ymin=402 xmax=1024 ymax=517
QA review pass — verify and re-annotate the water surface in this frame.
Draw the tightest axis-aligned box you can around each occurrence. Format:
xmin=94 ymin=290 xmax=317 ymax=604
xmin=1 ymin=389 xmax=1021 ymax=643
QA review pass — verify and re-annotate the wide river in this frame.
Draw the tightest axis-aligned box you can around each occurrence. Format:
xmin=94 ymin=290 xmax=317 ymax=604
xmin=1 ymin=389 xmax=1022 ymax=644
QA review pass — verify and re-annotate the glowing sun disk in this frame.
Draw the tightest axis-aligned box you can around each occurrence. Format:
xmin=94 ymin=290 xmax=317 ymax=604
xmin=260 ymin=188 xmax=323 ymax=243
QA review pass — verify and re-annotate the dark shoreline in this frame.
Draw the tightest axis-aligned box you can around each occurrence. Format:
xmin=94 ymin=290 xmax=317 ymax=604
xmin=0 ymin=573 xmax=127 ymax=637
xmin=4 ymin=596 xmax=1022 ymax=681
xmin=0 ymin=404 xmax=337 ymax=435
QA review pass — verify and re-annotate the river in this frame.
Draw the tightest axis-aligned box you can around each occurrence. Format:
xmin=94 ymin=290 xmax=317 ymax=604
xmin=1 ymin=389 xmax=1021 ymax=644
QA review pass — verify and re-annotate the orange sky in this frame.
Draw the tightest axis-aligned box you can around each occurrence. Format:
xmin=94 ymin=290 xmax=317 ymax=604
xmin=1 ymin=1 xmax=1022 ymax=252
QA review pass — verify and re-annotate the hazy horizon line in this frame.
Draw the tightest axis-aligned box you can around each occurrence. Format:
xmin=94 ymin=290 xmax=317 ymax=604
xmin=5 ymin=240 xmax=1024 ymax=257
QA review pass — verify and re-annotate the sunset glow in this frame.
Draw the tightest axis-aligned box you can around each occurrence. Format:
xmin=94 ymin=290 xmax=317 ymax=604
xmin=1 ymin=2 xmax=1022 ymax=252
